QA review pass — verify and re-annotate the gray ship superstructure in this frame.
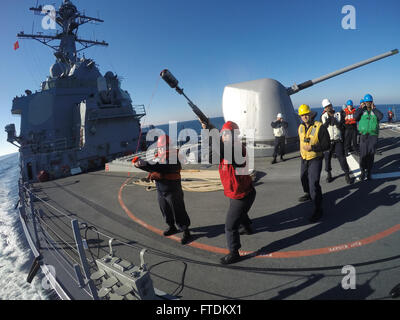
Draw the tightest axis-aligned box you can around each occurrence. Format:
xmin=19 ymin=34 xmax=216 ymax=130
xmin=6 ymin=0 xmax=145 ymax=182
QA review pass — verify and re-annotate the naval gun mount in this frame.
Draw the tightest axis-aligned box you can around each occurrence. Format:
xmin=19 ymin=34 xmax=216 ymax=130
xmin=222 ymin=49 xmax=398 ymax=157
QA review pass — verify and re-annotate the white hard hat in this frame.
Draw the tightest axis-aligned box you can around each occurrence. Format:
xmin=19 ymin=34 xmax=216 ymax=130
xmin=277 ymin=113 xmax=283 ymax=118
xmin=322 ymin=98 xmax=332 ymax=108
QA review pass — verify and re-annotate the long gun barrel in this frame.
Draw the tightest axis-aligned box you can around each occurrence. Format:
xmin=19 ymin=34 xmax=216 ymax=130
xmin=160 ymin=69 xmax=211 ymax=125
xmin=287 ymin=49 xmax=399 ymax=95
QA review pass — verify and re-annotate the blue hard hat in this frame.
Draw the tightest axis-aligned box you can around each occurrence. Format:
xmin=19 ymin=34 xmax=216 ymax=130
xmin=360 ymin=99 xmax=364 ymax=104
xmin=364 ymin=94 xmax=373 ymax=102
xmin=346 ymin=100 xmax=353 ymax=106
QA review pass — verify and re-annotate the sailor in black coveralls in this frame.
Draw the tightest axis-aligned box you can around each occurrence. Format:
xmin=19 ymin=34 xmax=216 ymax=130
xmin=134 ymin=134 xmax=192 ymax=244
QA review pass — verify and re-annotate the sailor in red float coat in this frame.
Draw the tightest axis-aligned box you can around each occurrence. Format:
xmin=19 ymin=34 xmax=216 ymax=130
xmin=201 ymin=120 xmax=256 ymax=265
xmin=218 ymin=125 xmax=254 ymax=199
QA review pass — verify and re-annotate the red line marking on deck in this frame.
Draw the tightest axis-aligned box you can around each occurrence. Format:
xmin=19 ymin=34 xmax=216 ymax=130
xmin=118 ymin=177 xmax=400 ymax=258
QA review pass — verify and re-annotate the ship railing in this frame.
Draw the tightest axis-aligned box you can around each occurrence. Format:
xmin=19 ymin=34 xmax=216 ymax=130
xmin=20 ymin=181 xmax=177 ymax=300
xmin=132 ymin=104 xmax=146 ymax=119
xmin=109 ymin=142 xmax=201 ymax=165
xmin=28 ymin=137 xmax=74 ymax=153
xmin=105 ymin=142 xmax=203 ymax=173
xmin=380 ymin=106 xmax=400 ymax=133
xmin=20 ymin=181 xmax=98 ymax=299
xmin=388 ymin=106 xmax=399 ymax=123
xmin=87 ymin=107 xmax=142 ymax=121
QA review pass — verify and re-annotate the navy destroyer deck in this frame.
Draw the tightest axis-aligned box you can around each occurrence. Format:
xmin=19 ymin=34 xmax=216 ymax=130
xmin=8 ymin=0 xmax=400 ymax=302
xmin=26 ymin=124 xmax=400 ymax=300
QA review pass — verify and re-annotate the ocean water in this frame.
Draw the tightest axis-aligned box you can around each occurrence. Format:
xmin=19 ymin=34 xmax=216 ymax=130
xmin=0 ymin=153 xmax=49 ymax=300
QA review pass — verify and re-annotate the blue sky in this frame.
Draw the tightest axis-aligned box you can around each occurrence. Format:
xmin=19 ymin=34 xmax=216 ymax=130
xmin=0 ymin=0 xmax=399 ymax=155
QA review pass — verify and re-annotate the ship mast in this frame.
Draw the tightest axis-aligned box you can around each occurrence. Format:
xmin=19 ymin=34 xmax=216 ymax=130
xmin=17 ymin=0 xmax=108 ymax=64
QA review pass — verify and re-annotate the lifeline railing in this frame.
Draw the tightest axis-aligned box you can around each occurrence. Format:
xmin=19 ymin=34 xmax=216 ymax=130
xmin=19 ymin=174 xmax=400 ymax=300
xmin=18 ymin=179 xmax=185 ymax=300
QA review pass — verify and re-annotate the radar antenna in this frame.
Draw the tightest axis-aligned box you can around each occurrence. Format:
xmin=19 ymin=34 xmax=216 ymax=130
xmin=17 ymin=0 xmax=108 ymax=64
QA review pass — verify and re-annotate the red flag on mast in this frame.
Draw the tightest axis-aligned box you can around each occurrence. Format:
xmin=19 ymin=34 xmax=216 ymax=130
xmin=14 ymin=41 xmax=19 ymax=50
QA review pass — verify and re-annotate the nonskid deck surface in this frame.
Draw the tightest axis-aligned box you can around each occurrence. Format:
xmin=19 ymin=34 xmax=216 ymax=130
xmin=32 ymin=126 xmax=400 ymax=299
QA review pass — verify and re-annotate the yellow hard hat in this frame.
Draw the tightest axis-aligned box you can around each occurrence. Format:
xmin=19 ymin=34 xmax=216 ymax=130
xmin=298 ymin=104 xmax=311 ymax=116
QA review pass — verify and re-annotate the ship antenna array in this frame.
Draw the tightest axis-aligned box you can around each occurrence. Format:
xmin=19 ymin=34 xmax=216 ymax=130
xmin=17 ymin=1 xmax=109 ymax=62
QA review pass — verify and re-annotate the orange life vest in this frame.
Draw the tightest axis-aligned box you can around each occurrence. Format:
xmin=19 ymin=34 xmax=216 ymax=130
xmin=344 ymin=108 xmax=357 ymax=125
xmin=149 ymin=148 xmax=181 ymax=181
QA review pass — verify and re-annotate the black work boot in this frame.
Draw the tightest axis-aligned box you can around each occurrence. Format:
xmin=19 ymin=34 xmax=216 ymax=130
xmin=239 ymin=224 xmax=254 ymax=235
xmin=345 ymin=172 xmax=351 ymax=184
xmin=220 ymin=250 xmax=241 ymax=265
xmin=390 ymin=283 xmax=400 ymax=298
xmin=298 ymin=193 xmax=311 ymax=202
xmin=280 ymin=155 xmax=285 ymax=162
xmin=309 ymin=208 xmax=323 ymax=223
xmin=359 ymin=170 xmax=366 ymax=181
xmin=326 ymin=171 xmax=333 ymax=183
xmin=163 ymin=225 xmax=178 ymax=236
xmin=181 ymin=228 xmax=192 ymax=245
xmin=271 ymin=157 xmax=277 ymax=164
